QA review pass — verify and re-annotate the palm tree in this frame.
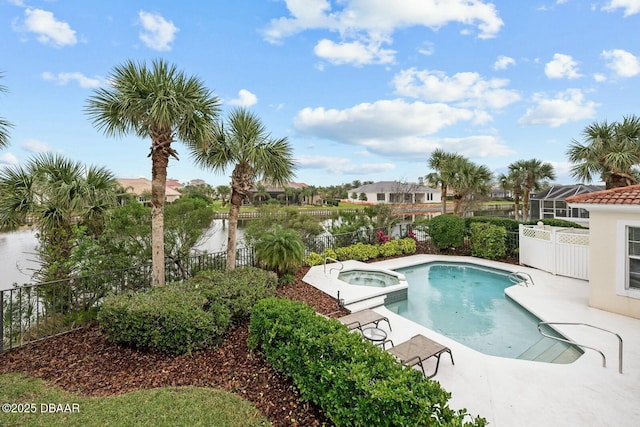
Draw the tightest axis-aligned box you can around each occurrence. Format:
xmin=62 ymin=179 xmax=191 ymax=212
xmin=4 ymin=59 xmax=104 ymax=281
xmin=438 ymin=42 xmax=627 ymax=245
xmin=0 ymin=72 xmax=13 ymax=150
xmin=192 ymin=108 xmax=295 ymax=270
xmin=253 ymin=183 xmax=271 ymax=205
xmin=0 ymin=153 xmax=118 ymax=283
xmin=509 ymin=159 xmax=555 ymax=222
xmin=497 ymin=169 xmax=524 ymax=221
xmin=448 ymin=158 xmax=493 ymax=216
xmin=427 ymin=149 xmax=465 ymax=214
xmin=567 ymin=116 xmax=640 ymax=189
xmin=254 ymin=227 xmax=305 ymax=277
xmin=216 ymin=185 xmax=230 ymax=207
xmin=85 ymin=59 xmax=220 ymax=286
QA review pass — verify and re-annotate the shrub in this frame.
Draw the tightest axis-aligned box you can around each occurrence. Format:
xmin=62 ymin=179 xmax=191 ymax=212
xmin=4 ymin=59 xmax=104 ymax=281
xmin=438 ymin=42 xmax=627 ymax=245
xmin=469 ymin=222 xmax=507 ymax=260
xmin=249 ymin=298 xmax=486 ymax=427
xmin=523 ymin=218 xmax=586 ymax=228
xmin=429 ymin=214 xmax=466 ymax=250
xmin=465 ymin=216 xmax=520 ymax=232
xmin=304 ymin=252 xmax=324 ymax=266
xmin=254 ymin=227 xmax=305 ymax=276
xmin=98 ymin=285 xmax=231 ymax=355
xmin=189 ymin=267 xmax=278 ymax=321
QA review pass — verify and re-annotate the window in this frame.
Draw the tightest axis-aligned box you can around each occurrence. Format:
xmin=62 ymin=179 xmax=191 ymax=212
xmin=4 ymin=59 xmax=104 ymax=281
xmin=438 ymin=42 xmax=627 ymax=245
xmin=377 ymin=193 xmax=385 ymax=202
xmin=628 ymin=227 xmax=640 ymax=289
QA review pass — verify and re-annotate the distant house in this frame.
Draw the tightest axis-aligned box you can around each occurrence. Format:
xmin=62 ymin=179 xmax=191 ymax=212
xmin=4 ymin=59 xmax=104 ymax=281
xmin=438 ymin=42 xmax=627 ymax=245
xmin=529 ymin=184 xmax=604 ymax=225
xmin=349 ymin=181 xmax=441 ymax=204
xmin=117 ymin=178 xmax=182 ymax=205
xmin=165 ymin=179 xmax=184 ymax=192
xmin=567 ymin=184 xmax=640 ymax=319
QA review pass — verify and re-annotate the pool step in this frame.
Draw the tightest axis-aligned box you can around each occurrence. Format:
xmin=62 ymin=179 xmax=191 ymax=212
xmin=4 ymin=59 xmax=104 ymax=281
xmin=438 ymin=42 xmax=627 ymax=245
xmin=518 ymin=339 xmax=582 ymax=364
xmin=344 ymin=296 xmax=387 ymax=312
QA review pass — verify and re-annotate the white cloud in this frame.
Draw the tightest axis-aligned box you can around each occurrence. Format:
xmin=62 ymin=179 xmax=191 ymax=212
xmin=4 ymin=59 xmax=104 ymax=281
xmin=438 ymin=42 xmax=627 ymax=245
xmin=601 ymin=49 xmax=640 ymax=77
xmin=293 ymin=99 xmax=513 ymax=159
xmin=296 ymin=155 xmax=396 ymax=175
xmin=518 ymin=89 xmax=598 ymax=127
xmin=593 ymin=73 xmax=607 ymax=82
xmin=22 ymin=139 xmax=52 ymax=153
xmin=138 ymin=11 xmax=178 ymax=51
xmin=263 ymin=0 xmax=503 ymax=65
xmin=228 ymin=89 xmax=258 ymax=107
xmin=41 ymin=71 xmax=102 ymax=88
xmin=545 ymin=53 xmax=582 ymax=79
xmin=494 ymin=55 xmax=516 ymax=70
xmin=0 ymin=152 xmax=19 ymax=166
xmin=314 ymin=39 xmax=395 ymax=66
xmin=21 ymin=8 xmax=77 ymax=48
xmin=392 ymin=68 xmax=520 ymax=109
xmin=602 ymin=0 xmax=640 ymax=16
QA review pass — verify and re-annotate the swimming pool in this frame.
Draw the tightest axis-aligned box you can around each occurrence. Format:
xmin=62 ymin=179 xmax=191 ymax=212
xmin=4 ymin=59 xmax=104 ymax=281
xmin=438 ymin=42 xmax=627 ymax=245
xmin=385 ymin=262 xmax=583 ymax=363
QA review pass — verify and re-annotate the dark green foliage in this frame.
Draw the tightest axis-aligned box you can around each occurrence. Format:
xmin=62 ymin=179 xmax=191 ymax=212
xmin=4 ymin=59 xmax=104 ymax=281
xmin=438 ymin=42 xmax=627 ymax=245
xmin=465 ymin=216 xmax=520 ymax=232
xmin=428 ymin=214 xmax=466 ymax=250
xmin=254 ymin=227 xmax=305 ymax=276
xmin=469 ymin=223 xmax=507 ymax=260
xmin=98 ymin=267 xmax=277 ymax=354
xmin=249 ymin=298 xmax=486 ymax=427
xmin=304 ymin=238 xmax=417 ymax=266
xmin=189 ymin=267 xmax=278 ymax=321
xmin=523 ymin=218 xmax=586 ymax=228
xmin=98 ymin=284 xmax=231 ymax=355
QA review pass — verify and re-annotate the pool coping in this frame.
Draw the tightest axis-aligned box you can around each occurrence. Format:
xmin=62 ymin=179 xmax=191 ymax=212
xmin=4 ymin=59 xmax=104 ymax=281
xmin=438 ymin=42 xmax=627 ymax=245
xmin=303 ymin=254 xmax=640 ymax=426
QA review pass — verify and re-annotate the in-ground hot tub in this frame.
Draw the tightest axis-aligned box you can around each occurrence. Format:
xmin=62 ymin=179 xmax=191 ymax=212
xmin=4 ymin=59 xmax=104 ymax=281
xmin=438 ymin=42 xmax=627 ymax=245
xmin=338 ymin=269 xmax=405 ymax=288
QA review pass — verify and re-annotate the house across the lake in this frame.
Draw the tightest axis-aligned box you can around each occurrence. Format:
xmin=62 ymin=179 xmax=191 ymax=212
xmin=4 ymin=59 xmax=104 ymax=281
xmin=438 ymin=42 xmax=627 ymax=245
xmin=348 ymin=181 xmax=441 ymax=204
xmin=117 ymin=178 xmax=182 ymax=205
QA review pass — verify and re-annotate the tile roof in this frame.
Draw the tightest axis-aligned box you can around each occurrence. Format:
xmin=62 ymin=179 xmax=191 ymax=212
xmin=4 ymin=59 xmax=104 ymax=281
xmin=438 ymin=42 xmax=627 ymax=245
xmin=565 ymin=184 xmax=640 ymax=205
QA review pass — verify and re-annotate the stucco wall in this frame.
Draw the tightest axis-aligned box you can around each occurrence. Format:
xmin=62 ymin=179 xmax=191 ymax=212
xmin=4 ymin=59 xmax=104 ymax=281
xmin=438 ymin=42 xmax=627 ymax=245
xmin=589 ymin=210 xmax=640 ymax=319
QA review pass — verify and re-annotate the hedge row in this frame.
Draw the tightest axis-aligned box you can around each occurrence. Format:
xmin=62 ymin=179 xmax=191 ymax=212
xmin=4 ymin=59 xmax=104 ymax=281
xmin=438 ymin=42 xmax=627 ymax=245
xmin=249 ymin=298 xmax=486 ymax=427
xmin=304 ymin=237 xmax=417 ymax=266
xmin=98 ymin=267 xmax=277 ymax=354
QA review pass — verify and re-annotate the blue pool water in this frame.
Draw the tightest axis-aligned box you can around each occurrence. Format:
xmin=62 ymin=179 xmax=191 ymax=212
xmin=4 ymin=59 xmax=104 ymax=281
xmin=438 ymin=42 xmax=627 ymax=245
xmin=385 ymin=262 xmax=582 ymax=362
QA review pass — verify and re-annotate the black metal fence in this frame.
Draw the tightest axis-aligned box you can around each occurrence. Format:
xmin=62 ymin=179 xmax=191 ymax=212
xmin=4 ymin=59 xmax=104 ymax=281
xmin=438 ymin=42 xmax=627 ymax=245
xmin=1 ymin=247 xmax=256 ymax=352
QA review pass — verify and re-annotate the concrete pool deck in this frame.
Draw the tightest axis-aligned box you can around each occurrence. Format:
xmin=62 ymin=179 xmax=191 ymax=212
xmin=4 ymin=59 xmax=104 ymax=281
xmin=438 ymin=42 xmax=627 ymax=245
xmin=303 ymin=255 xmax=640 ymax=426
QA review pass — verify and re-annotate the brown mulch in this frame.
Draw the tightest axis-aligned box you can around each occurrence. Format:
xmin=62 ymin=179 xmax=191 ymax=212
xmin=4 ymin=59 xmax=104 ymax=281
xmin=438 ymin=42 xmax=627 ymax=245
xmin=0 ymin=266 xmax=348 ymax=427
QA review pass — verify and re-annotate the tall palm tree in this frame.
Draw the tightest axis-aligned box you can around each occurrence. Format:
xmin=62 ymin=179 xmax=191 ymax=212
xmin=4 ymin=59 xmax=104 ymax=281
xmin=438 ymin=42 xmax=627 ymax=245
xmin=427 ymin=149 xmax=465 ymax=214
xmin=448 ymin=158 xmax=493 ymax=216
xmin=0 ymin=153 xmax=118 ymax=282
xmin=567 ymin=116 xmax=640 ymax=189
xmin=0 ymin=73 xmax=13 ymax=150
xmin=509 ymin=159 xmax=555 ymax=222
xmin=497 ymin=169 xmax=524 ymax=221
xmin=85 ymin=59 xmax=220 ymax=286
xmin=192 ymin=108 xmax=295 ymax=270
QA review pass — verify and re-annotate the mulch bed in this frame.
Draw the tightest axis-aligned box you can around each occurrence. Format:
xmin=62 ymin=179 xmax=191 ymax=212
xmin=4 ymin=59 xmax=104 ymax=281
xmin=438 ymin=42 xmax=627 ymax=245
xmin=0 ymin=266 xmax=347 ymax=427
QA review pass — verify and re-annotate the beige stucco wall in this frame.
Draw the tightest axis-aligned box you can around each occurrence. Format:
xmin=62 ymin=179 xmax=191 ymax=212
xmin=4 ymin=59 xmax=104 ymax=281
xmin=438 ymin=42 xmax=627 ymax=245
xmin=588 ymin=210 xmax=640 ymax=319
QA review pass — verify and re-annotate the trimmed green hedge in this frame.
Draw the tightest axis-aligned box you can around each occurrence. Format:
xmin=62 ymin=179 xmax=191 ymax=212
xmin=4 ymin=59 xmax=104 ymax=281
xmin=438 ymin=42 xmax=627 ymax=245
xmin=469 ymin=222 xmax=506 ymax=260
xmin=429 ymin=214 xmax=466 ymax=250
xmin=304 ymin=237 xmax=417 ymax=266
xmin=98 ymin=267 xmax=277 ymax=354
xmin=249 ymin=298 xmax=486 ymax=426
xmin=98 ymin=285 xmax=231 ymax=355
xmin=465 ymin=216 xmax=519 ymax=232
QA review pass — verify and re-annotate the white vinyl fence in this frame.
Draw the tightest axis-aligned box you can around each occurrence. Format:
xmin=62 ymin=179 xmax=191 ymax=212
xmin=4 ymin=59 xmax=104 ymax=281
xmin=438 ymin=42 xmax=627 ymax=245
xmin=519 ymin=224 xmax=589 ymax=280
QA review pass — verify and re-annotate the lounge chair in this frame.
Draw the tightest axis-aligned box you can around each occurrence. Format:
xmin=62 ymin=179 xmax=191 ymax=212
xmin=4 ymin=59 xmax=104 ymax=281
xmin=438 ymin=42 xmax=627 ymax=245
xmin=338 ymin=309 xmax=392 ymax=331
xmin=388 ymin=334 xmax=454 ymax=378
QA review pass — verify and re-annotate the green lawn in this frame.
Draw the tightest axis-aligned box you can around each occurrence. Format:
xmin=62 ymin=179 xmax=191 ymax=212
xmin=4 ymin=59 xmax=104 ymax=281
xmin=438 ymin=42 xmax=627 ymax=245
xmin=0 ymin=373 xmax=270 ymax=427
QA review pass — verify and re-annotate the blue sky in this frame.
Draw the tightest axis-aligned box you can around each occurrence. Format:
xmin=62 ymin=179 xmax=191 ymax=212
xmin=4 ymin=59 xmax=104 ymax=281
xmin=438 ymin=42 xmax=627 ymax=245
xmin=1 ymin=0 xmax=639 ymax=188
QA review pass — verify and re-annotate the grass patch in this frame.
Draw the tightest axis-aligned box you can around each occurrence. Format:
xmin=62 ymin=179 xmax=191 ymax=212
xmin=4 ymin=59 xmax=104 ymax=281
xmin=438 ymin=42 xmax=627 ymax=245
xmin=0 ymin=373 xmax=270 ymax=427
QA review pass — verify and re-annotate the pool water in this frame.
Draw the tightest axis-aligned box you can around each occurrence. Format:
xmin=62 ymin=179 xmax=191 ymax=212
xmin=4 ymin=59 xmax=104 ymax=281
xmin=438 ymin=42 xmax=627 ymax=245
xmin=385 ymin=262 xmax=582 ymax=362
xmin=338 ymin=270 xmax=400 ymax=287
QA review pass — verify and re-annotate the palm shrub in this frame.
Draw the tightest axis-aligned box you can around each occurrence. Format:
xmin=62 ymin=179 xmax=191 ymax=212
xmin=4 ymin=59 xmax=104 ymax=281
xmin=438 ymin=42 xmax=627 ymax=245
xmin=254 ymin=227 xmax=305 ymax=276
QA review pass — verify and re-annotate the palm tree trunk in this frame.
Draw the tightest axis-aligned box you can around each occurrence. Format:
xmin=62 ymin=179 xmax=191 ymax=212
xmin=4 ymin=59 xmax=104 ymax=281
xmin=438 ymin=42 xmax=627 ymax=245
xmin=226 ymin=190 xmax=243 ymax=270
xmin=513 ymin=193 xmax=520 ymax=221
xmin=151 ymin=148 xmax=168 ymax=286
xmin=522 ymin=189 xmax=530 ymax=222
xmin=441 ymin=187 xmax=447 ymax=214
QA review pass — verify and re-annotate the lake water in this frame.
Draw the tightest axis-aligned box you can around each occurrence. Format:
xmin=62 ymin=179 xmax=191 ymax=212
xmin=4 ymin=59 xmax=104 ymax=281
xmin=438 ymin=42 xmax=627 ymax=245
xmin=0 ymin=220 xmax=243 ymax=291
